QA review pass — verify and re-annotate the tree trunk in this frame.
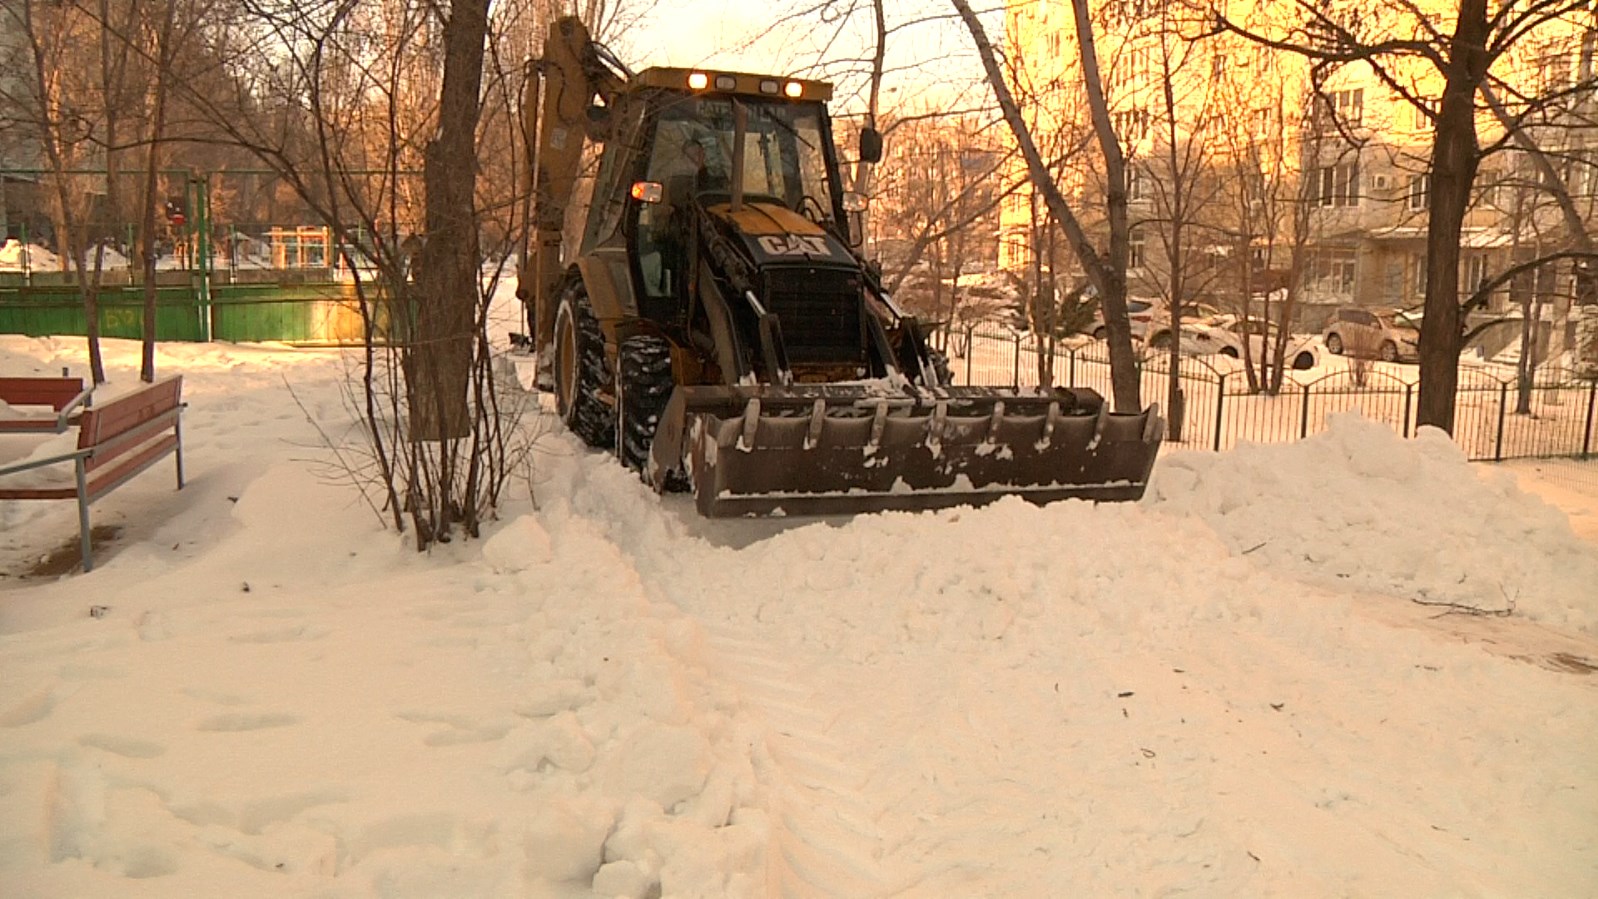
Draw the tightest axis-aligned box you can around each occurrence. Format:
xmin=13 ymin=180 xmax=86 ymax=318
xmin=22 ymin=0 xmax=106 ymax=383
xmin=140 ymin=0 xmax=178 ymax=383
xmin=952 ymin=0 xmax=1140 ymax=412
xmin=851 ymin=0 xmax=887 ymax=248
xmin=1576 ymin=24 xmax=1598 ymax=378
xmin=409 ymin=0 xmax=488 ymax=441
xmin=1416 ymin=0 xmax=1490 ymax=434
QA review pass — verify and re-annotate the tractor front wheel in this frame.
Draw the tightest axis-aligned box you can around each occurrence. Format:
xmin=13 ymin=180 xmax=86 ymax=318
xmin=615 ymin=334 xmax=676 ymax=474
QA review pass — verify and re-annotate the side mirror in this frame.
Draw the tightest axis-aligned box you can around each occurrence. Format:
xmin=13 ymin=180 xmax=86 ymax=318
xmin=859 ymin=128 xmax=883 ymax=164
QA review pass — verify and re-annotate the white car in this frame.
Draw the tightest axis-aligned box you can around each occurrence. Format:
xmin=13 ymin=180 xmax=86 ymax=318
xmin=1088 ymin=298 xmax=1157 ymax=341
xmin=1322 ymin=306 xmax=1421 ymax=363
xmin=1145 ymin=314 xmax=1320 ymax=370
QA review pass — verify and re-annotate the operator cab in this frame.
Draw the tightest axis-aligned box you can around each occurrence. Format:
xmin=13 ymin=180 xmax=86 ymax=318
xmin=617 ymin=71 xmax=853 ymax=300
xmin=635 ymin=95 xmax=845 ymax=301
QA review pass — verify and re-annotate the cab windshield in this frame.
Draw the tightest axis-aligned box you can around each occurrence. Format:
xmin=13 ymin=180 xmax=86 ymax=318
xmin=646 ymin=96 xmax=836 ymax=214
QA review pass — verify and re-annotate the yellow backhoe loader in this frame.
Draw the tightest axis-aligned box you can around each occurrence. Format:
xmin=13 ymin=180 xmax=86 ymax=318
xmin=516 ymin=17 xmax=1163 ymax=516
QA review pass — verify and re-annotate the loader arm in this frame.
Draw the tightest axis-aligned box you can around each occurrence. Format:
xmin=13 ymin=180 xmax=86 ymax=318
xmin=518 ymin=16 xmax=629 ymax=354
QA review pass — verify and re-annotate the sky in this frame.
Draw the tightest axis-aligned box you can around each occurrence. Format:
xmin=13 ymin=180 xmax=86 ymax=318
xmin=1 ymin=281 xmax=1596 ymax=896
xmin=616 ymin=0 xmax=995 ymax=114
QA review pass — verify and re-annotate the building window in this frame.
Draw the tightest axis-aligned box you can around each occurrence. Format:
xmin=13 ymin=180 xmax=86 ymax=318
xmin=1412 ymin=252 xmax=1428 ymax=297
xmin=1117 ymin=46 xmax=1153 ymax=85
xmin=1316 ymin=250 xmax=1357 ymax=295
xmin=1411 ymin=98 xmax=1438 ymax=130
xmin=1317 ymin=160 xmax=1360 ymax=207
xmin=1129 ymin=228 xmax=1147 ymax=270
xmin=1464 ymin=254 xmax=1489 ymax=294
xmin=1408 ymin=173 xmax=1430 ymax=210
xmin=1318 ymin=88 xmax=1364 ymax=130
xmin=1113 ymin=108 xmax=1151 ymax=142
xmin=1541 ymin=52 xmax=1572 ymax=92
xmin=1128 ymin=166 xmax=1147 ymax=200
xmin=1251 ymin=106 xmax=1274 ymax=135
xmin=1475 ymin=170 xmax=1500 ymax=208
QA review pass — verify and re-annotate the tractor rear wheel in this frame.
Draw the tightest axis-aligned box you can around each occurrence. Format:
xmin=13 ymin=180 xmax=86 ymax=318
xmin=553 ymin=280 xmax=614 ymax=448
xmin=615 ymin=334 xmax=676 ymax=475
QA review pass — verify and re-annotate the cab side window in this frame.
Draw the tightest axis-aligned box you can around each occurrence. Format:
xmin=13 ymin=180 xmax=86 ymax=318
xmin=636 ymin=117 xmax=723 ymax=299
xmin=582 ymin=105 xmax=645 ymax=254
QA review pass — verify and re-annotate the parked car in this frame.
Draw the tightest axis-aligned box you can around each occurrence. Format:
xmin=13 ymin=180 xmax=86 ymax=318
xmin=1322 ymin=307 xmax=1420 ymax=363
xmin=1146 ymin=314 xmax=1321 ymax=370
xmin=1089 ymin=298 xmax=1157 ymax=340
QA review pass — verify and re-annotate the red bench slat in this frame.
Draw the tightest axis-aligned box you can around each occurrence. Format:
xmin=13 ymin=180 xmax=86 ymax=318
xmin=78 ymin=377 xmax=181 ymax=450
xmin=0 ymin=485 xmax=80 ymax=501
xmin=0 ymin=377 xmax=86 ymax=411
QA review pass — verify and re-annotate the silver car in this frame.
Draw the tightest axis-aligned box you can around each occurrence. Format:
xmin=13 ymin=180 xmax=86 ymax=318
xmin=1322 ymin=307 xmax=1420 ymax=363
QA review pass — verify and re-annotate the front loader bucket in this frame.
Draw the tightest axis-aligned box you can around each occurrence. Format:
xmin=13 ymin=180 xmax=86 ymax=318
xmin=662 ymin=386 xmax=1163 ymax=518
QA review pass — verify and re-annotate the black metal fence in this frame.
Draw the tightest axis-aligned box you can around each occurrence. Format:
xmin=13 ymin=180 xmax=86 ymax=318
xmin=941 ymin=325 xmax=1598 ymax=463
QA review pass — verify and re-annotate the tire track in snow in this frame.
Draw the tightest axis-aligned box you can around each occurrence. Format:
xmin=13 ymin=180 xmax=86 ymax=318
xmin=701 ymin=622 xmax=888 ymax=899
xmin=568 ymin=484 xmax=889 ymax=897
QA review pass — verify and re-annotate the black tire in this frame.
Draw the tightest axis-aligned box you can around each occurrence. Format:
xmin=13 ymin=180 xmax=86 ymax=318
xmin=1293 ymin=351 xmax=1315 ymax=370
xmin=1219 ymin=346 xmax=1239 ymax=358
xmin=1379 ymin=340 xmax=1399 ymax=363
xmin=1148 ymin=331 xmax=1173 ymax=350
xmin=1091 ymin=326 xmax=1107 ymax=341
xmin=1326 ymin=333 xmax=1344 ymax=354
xmin=553 ymin=280 xmax=614 ymax=448
xmin=615 ymin=334 xmax=676 ymax=474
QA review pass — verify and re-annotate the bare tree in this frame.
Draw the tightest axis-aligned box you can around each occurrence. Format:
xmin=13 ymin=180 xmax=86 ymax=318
xmin=1212 ymin=0 xmax=1595 ymax=433
xmin=8 ymin=0 xmax=110 ymax=383
xmin=135 ymin=0 xmax=559 ymax=547
xmin=870 ymin=112 xmax=1016 ymax=327
xmin=1129 ymin=5 xmax=1231 ymax=412
xmin=953 ymin=0 xmax=1142 ymax=412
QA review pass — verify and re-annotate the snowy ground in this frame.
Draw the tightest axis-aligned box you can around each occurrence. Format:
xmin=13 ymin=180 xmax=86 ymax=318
xmin=1 ymin=331 xmax=1596 ymax=898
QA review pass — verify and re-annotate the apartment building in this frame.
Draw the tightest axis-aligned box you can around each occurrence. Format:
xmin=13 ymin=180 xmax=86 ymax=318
xmin=1000 ymin=0 xmax=1596 ymax=345
xmin=0 ymin=15 xmax=44 ymax=242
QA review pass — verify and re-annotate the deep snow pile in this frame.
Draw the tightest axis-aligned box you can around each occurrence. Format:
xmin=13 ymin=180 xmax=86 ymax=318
xmin=0 ymin=239 xmax=61 ymax=272
xmin=1148 ymin=414 xmax=1598 ymax=634
xmin=1 ymin=333 xmax=1596 ymax=897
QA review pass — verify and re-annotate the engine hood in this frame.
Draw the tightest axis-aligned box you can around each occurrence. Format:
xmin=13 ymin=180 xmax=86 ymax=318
xmin=705 ymin=200 xmax=856 ymax=269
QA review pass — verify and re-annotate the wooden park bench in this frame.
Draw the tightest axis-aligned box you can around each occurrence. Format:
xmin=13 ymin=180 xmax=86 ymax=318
xmin=0 ymin=377 xmax=184 ymax=572
xmin=0 ymin=375 xmax=93 ymax=434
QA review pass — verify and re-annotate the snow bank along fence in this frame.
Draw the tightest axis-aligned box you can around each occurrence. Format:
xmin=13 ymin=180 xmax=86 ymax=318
xmin=0 ymin=169 xmax=416 ymax=345
xmin=940 ymin=324 xmax=1598 ymax=464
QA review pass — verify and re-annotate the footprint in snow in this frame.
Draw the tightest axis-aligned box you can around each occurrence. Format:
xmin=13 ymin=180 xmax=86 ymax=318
xmin=194 ymin=712 xmax=301 ymax=732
